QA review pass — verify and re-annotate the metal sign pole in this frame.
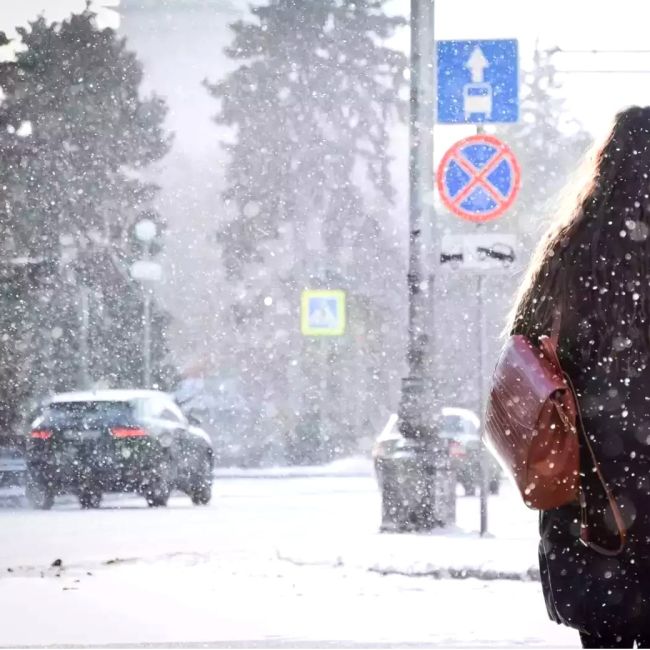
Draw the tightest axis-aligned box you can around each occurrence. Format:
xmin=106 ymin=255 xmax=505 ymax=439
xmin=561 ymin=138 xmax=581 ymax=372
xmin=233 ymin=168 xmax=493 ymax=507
xmin=143 ymin=288 xmax=152 ymax=388
xmin=398 ymin=1 xmax=437 ymax=440
xmin=476 ymin=123 xmax=489 ymax=537
xmin=478 ymin=272 xmax=489 ymax=536
xmin=434 ymin=39 xmax=520 ymax=535
xmin=300 ymin=289 xmax=347 ymax=461
xmin=79 ymin=284 xmax=91 ymax=389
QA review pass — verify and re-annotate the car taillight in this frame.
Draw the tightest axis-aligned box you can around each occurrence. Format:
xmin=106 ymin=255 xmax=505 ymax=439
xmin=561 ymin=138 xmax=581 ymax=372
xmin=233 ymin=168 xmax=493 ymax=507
xmin=111 ymin=427 xmax=148 ymax=439
xmin=30 ymin=430 xmax=52 ymax=440
xmin=449 ymin=440 xmax=466 ymax=458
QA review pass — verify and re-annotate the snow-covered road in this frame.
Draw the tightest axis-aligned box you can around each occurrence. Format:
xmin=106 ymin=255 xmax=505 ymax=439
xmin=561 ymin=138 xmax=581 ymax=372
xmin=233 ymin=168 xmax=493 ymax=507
xmin=0 ymin=474 xmax=577 ymax=647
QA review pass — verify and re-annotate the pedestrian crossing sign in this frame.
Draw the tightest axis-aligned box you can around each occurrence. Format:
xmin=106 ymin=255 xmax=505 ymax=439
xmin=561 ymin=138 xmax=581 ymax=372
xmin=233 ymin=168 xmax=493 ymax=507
xmin=301 ymin=290 xmax=346 ymax=336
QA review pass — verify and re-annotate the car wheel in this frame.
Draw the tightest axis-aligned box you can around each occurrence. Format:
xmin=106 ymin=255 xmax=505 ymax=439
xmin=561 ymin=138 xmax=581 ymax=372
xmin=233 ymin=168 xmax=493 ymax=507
xmin=189 ymin=455 xmax=212 ymax=506
xmin=462 ymin=481 xmax=476 ymax=496
xmin=26 ymin=479 xmax=54 ymax=510
xmin=144 ymin=480 xmax=170 ymax=507
xmin=143 ymin=461 xmax=171 ymax=507
xmin=79 ymin=487 xmax=102 ymax=509
xmin=380 ymin=480 xmax=402 ymax=531
xmin=190 ymin=483 xmax=211 ymax=506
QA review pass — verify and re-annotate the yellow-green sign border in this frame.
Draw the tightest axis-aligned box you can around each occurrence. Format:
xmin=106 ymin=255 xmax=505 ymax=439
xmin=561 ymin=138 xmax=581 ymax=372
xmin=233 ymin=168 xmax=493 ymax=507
xmin=301 ymin=289 xmax=346 ymax=337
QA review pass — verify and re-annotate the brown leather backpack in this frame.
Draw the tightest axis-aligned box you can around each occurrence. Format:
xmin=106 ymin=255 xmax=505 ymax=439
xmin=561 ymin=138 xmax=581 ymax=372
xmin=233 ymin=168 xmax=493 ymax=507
xmin=484 ymin=312 xmax=627 ymax=556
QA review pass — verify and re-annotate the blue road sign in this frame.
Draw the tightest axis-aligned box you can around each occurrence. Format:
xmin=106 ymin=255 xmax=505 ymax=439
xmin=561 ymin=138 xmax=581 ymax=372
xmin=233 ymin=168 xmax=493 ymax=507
xmin=301 ymin=290 xmax=346 ymax=336
xmin=437 ymin=134 xmax=521 ymax=222
xmin=437 ymin=39 xmax=518 ymax=124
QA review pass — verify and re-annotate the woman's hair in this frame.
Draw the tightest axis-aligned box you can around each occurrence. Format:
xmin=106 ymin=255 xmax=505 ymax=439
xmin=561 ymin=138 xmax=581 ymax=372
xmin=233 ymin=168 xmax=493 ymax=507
xmin=508 ymin=106 xmax=650 ymax=354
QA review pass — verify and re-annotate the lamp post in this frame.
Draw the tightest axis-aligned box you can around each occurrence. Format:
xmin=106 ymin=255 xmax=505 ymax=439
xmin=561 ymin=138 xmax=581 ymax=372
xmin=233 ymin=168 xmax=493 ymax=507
xmin=131 ymin=219 xmax=161 ymax=388
xmin=399 ymin=0 xmax=436 ymax=441
xmin=392 ymin=0 xmax=454 ymax=530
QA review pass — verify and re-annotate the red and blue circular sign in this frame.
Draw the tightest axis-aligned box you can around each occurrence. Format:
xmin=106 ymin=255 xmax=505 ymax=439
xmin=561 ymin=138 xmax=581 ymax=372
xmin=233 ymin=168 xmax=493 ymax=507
xmin=436 ymin=134 xmax=521 ymax=223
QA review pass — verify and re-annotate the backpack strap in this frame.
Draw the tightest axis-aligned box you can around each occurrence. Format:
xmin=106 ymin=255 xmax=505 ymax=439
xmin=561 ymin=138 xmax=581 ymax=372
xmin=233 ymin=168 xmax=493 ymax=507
xmin=564 ymin=371 xmax=628 ymax=556
xmin=550 ymin=309 xmax=562 ymax=347
xmin=552 ymin=306 xmax=627 ymax=556
xmin=541 ymin=309 xmax=563 ymax=371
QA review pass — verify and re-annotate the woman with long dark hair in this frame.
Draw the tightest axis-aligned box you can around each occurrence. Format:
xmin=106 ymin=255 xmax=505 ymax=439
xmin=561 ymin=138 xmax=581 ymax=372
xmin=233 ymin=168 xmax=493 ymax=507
xmin=510 ymin=106 xmax=650 ymax=648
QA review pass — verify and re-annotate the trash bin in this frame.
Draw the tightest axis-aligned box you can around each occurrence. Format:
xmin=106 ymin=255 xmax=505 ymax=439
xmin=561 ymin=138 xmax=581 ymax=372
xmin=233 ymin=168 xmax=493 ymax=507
xmin=373 ymin=415 xmax=456 ymax=532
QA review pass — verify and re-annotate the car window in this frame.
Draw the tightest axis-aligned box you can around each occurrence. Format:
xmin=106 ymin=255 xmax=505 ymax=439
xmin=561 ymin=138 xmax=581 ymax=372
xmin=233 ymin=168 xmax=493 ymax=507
xmin=164 ymin=400 xmax=187 ymax=423
xmin=441 ymin=414 xmax=479 ymax=441
xmin=159 ymin=408 xmax=182 ymax=424
xmin=141 ymin=396 xmax=185 ymax=424
xmin=440 ymin=415 xmax=465 ymax=434
xmin=39 ymin=401 xmax=135 ymax=426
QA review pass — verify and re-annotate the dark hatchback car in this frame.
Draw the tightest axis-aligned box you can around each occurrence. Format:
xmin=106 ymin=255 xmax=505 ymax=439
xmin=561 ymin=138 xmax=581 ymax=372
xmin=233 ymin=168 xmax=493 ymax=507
xmin=25 ymin=390 xmax=214 ymax=510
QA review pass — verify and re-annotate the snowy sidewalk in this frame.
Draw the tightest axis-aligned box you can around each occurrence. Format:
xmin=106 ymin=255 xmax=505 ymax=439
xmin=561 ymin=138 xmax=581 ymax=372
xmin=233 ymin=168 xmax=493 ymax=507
xmin=212 ymin=456 xmax=542 ymax=580
xmin=213 ymin=455 xmax=374 ymax=479
xmin=0 ymin=473 xmax=573 ymax=646
xmin=275 ymin=478 xmax=541 ymax=581
xmin=0 ymin=459 xmax=543 ymax=581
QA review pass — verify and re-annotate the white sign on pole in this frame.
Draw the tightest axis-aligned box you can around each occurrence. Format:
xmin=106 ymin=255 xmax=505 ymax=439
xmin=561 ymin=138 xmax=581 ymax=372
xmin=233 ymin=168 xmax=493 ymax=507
xmin=439 ymin=233 xmax=518 ymax=272
xmin=130 ymin=260 xmax=162 ymax=283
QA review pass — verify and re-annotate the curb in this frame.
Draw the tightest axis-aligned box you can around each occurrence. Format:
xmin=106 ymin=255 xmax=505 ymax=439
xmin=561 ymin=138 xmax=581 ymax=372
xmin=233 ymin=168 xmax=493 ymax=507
xmin=368 ymin=565 xmax=540 ymax=581
xmin=274 ymin=551 xmax=540 ymax=582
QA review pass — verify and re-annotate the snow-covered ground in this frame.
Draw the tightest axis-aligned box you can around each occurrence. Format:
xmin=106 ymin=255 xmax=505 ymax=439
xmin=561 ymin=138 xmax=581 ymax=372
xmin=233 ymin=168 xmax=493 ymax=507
xmin=213 ymin=454 xmax=376 ymax=479
xmin=0 ymin=473 xmax=577 ymax=647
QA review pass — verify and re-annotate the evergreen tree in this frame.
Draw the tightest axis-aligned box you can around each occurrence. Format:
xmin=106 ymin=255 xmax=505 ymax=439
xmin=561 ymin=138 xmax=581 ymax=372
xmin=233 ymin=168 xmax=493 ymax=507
xmin=0 ymin=12 xmax=174 ymax=427
xmin=207 ymin=0 xmax=405 ymax=277
xmin=206 ymin=0 xmax=407 ymax=463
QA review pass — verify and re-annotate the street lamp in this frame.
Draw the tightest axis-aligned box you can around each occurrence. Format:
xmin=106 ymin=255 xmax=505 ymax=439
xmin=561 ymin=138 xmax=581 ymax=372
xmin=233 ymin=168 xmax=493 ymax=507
xmin=134 ymin=218 xmax=157 ymax=244
xmin=131 ymin=219 xmax=161 ymax=388
xmin=399 ymin=0 xmax=436 ymax=441
xmin=387 ymin=0 xmax=455 ymax=531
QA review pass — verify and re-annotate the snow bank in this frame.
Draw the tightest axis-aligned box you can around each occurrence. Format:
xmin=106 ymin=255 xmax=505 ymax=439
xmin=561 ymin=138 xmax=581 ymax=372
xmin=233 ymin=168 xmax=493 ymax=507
xmin=276 ymin=531 xmax=539 ymax=581
xmin=275 ymin=480 xmax=541 ymax=580
xmin=214 ymin=454 xmax=374 ymax=478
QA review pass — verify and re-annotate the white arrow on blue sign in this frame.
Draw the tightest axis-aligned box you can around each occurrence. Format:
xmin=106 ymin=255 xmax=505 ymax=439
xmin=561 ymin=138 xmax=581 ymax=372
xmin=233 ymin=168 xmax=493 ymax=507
xmin=437 ymin=39 xmax=519 ymax=124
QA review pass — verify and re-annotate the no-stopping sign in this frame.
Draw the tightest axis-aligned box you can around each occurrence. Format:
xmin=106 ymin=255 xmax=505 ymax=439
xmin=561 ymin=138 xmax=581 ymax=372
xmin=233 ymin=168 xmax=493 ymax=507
xmin=437 ymin=134 xmax=521 ymax=223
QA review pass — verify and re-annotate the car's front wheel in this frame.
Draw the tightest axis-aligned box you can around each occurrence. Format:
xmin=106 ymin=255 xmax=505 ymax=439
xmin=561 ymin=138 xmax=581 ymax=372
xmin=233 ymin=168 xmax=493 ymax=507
xmin=190 ymin=483 xmax=211 ymax=506
xmin=461 ymin=480 xmax=476 ymax=496
xmin=380 ymin=479 xmax=403 ymax=532
xmin=79 ymin=486 xmax=102 ymax=509
xmin=143 ymin=461 xmax=171 ymax=507
xmin=188 ymin=454 xmax=212 ymax=506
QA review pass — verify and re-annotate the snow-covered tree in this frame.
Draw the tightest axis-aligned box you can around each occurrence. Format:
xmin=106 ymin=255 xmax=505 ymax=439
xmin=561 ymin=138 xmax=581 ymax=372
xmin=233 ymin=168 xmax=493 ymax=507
xmin=0 ymin=12 xmax=175 ymax=429
xmin=205 ymin=0 xmax=407 ymax=464
xmin=207 ymin=0 xmax=405 ymax=276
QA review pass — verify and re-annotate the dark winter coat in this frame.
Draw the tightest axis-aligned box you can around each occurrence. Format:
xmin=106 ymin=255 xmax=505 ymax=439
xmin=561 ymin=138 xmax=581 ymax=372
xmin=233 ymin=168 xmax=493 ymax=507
xmin=538 ymin=293 xmax=650 ymax=635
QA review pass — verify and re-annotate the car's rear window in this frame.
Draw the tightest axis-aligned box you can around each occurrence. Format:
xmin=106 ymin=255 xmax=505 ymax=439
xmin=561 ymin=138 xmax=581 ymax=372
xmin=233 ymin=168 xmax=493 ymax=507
xmin=441 ymin=415 xmax=479 ymax=442
xmin=39 ymin=401 xmax=136 ymax=426
xmin=441 ymin=415 xmax=465 ymax=434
